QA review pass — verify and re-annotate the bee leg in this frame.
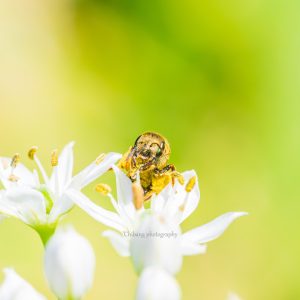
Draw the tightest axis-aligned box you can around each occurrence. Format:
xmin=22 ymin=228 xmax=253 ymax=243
xmin=156 ymin=165 xmax=184 ymax=186
xmin=118 ymin=146 xmax=134 ymax=171
xmin=156 ymin=164 xmax=176 ymax=173
xmin=144 ymin=188 xmax=154 ymax=201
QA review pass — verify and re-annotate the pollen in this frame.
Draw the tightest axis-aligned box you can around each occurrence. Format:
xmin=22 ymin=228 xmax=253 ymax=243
xmin=185 ymin=176 xmax=196 ymax=192
xmin=95 ymin=153 xmax=105 ymax=165
xmin=28 ymin=146 xmax=38 ymax=160
xmin=51 ymin=149 xmax=59 ymax=167
xmin=132 ymin=182 xmax=144 ymax=210
xmin=179 ymin=204 xmax=185 ymax=212
xmin=10 ymin=153 xmax=20 ymax=168
xmin=8 ymin=174 xmax=19 ymax=182
xmin=95 ymin=183 xmax=111 ymax=195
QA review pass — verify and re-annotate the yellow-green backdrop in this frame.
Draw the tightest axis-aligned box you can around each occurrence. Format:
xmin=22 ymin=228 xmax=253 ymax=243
xmin=0 ymin=0 xmax=299 ymax=299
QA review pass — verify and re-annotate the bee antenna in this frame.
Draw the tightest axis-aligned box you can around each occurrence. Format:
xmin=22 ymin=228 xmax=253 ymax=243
xmin=134 ymin=134 xmax=142 ymax=146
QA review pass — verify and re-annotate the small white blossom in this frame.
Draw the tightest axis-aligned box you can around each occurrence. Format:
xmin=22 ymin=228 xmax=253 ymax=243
xmin=0 ymin=268 xmax=46 ymax=300
xmin=44 ymin=227 xmax=95 ymax=300
xmin=136 ymin=267 xmax=181 ymax=300
xmin=68 ymin=166 xmax=247 ymax=275
xmin=0 ymin=142 xmax=121 ymax=242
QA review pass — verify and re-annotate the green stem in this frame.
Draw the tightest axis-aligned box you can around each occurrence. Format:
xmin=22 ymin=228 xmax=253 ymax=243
xmin=35 ymin=223 xmax=57 ymax=246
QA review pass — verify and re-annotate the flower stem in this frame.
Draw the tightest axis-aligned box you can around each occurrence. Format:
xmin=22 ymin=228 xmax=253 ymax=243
xmin=35 ymin=223 xmax=57 ymax=246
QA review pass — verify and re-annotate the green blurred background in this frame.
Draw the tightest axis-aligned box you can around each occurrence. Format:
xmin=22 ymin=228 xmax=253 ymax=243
xmin=0 ymin=0 xmax=299 ymax=299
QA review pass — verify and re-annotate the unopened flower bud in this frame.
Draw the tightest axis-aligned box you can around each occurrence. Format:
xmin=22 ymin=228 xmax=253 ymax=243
xmin=44 ymin=227 xmax=95 ymax=300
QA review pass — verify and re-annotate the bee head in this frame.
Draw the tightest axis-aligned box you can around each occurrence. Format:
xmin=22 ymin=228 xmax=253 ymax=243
xmin=134 ymin=132 xmax=170 ymax=169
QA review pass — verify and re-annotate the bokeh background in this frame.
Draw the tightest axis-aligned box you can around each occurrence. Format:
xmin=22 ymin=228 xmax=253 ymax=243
xmin=0 ymin=0 xmax=299 ymax=299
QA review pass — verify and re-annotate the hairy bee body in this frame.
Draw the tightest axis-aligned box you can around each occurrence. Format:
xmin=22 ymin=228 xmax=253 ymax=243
xmin=119 ymin=132 xmax=183 ymax=200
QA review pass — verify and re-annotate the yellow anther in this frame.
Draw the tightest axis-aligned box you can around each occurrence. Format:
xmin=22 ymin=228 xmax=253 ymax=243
xmin=179 ymin=204 xmax=185 ymax=212
xmin=132 ymin=182 xmax=144 ymax=210
xmin=28 ymin=146 xmax=38 ymax=160
xmin=51 ymin=149 xmax=58 ymax=167
xmin=8 ymin=174 xmax=19 ymax=182
xmin=177 ymin=175 xmax=185 ymax=185
xmin=10 ymin=153 xmax=20 ymax=168
xmin=95 ymin=153 xmax=105 ymax=165
xmin=95 ymin=183 xmax=111 ymax=195
xmin=185 ymin=176 xmax=196 ymax=192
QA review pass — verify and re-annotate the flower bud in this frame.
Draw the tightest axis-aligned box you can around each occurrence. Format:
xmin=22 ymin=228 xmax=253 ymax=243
xmin=44 ymin=227 xmax=95 ymax=300
xmin=136 ymin=267 xmax=181 ymax=300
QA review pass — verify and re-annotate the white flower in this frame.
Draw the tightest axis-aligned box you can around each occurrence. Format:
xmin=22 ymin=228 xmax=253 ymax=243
xmin=129 ymin=213 xmax=182 ymax=274
xmin=0 ymin=268 xmax=46 ymax=300
xmin=0 ymin=143 xmax=121 ymax=242
xmin=136 ymin=267 xmax=181 ymax=300
xmin=67 ymin=166 xmax=247 ymax=274
xmin=44 ymin=227 xmax=95 ymax=300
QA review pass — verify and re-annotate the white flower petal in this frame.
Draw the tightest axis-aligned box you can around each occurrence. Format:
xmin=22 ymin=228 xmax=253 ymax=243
xmin=130 ymin=214 xmax=182 ymax=275
xmin=112 ymin=165 xmax=136 ymax=224
xmin=49 ymin=142 xmax=74 ymax=195
xmin=48 ymin=194 xmax=74 ymax=223
xmin=180 ymin=238 xmax=207 ymax=256
xmin=150 ymin=184 xmax=172 ymax=214
xmin=0 ymin=158 xmax=37 ymax=189
xmin=181 ymin=212 xmax=248 ymax=244
xmin=150 ymin=170 xmax=200 ymax=225
xmin=102 ymin=230 xmax=130 ymax=257
xmin=0 ymin=268 xmax=46 ymax=300
xmin=44 ymin=227 xmax=95 ymax=300
xmin=179 ymin=170 xmax=200 ymax=223
xmin=2 ymin=187 xmax=47 ymax=225
xmin=71 ymin=152 xmax=122 ymax=190
xmin=0 ymin=199 xmax=23 ymax=221
xmin=65 ymin=189 xmax=126 ymax=232
xmin=136 ymin=267 xmax=181 ymax=300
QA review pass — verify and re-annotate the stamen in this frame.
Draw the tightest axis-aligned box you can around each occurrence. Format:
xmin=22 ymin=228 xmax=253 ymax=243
xmin=177 ymin=175 xmax=185 ymax=185
xmin=136 ymin=171 xmax=141 ymax=185
xmin=51 ymin=149 xmax=58 ymax=167
xmin=28 ymin=146 xmax=38 ymax=160
xmin=10 ymin=153 xmax=20 ymax=168
xmin=185 ymin=176 xmax=196 ymax=192
xmin=95 ymin=153 xmax=105 ymax=165
xmin=132 ymin=182 xmax=144 ymax=210
xmin=95 ymin=183 xmax=112 ymax=195
xmin=8 ymin=174 xmax=19 ymax=182
xmin=179 ymin=177 xmax=196 ymax=213
xmin=32 ymin=150 xmax=50 ymax=185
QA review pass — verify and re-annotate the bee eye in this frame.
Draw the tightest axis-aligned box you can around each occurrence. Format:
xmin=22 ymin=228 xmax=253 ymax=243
xmin=156 ymin=148 xmax=162 ymax=156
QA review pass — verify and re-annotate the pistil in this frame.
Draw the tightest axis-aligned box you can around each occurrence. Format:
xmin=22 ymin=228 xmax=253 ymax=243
xmin=51 ymin=149 xmax=59 ymax=196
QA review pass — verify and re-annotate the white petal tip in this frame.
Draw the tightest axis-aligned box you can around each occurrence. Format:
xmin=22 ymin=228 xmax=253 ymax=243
xmin=233 ymin=212 xmax=249 ymax=218
xmin=65 ymin=141 xmax=75 ymax=148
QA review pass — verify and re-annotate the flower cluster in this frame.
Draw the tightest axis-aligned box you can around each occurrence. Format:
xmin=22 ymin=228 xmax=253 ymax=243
xmin=0 ymin=143 xmax=120 ymax=243
xmin=0 ymin=142 xmax=246 ymax=300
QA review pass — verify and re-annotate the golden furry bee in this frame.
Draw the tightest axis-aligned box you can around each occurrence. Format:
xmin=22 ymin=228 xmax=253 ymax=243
xmin=118 ymin=132 xmax=184 ymax=200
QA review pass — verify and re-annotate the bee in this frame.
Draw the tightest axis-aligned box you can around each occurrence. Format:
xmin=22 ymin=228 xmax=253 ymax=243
xmin=118 ymin=132 xmax=184 ymax=200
